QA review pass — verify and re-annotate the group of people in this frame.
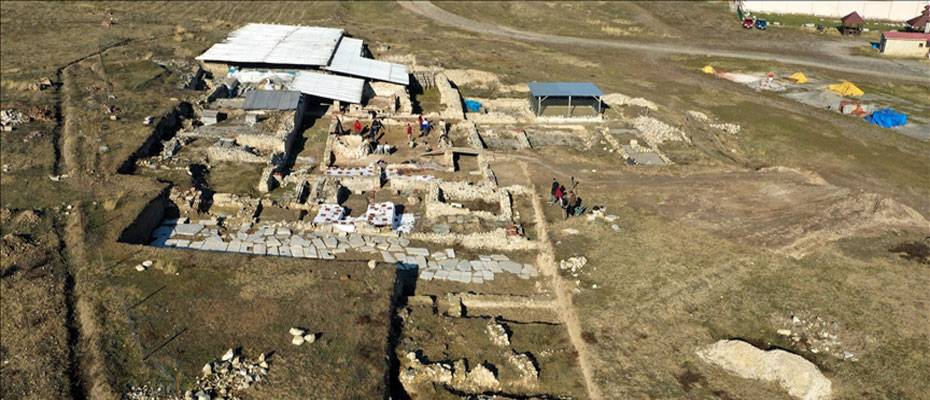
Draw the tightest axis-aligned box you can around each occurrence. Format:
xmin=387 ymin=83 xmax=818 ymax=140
xmin=332 ymin=112 xmax=383 ymax=140
xmin=405 ymin=115 xmax=447 ymax=148
xmin=550 ymin=177 xmax=585 ymax=219
xmin=333 ymin=111 xmax=450 ymax=151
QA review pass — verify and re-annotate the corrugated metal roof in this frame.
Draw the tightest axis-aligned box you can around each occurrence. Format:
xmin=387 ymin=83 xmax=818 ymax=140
xmin=883 ymin=31 xmax=930 ymax=41
xmin=907 ymin=6 xmax=929 ymax=29
xmin=288 ymin=71 xmax=364 ymax=104
xmin=243 ymin=90 xmax=302 ymax=110
xmin=841 ymin=11 xmax=864 ymax=25
xmin=324 ymin=38 xmax=410 ymax=85
xmin=196 ymin=24 xmax=344 ymax=66
xmin=528 ymin=82 xmax=603 ymax=98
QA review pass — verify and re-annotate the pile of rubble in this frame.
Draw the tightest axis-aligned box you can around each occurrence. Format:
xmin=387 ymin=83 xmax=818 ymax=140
xmin=686 ymin=110 xmax=710 ymax=122
xmin=586 ymin=206 xmax=620 ymax=231
xmin=289 ymin=327 xmax=316 ymax=346
xmin=776 ymin=313 xmax=855 ymax=361
xmin=126 ymin=348 xmax=270 ymax=400
xmin=1 ymin=109 xmax=29 ymax=131
xmin=631 ymin=115 xmax=690 ymax=147
xmin=559 ymin=256 xmax=588 ymax=278
xmin=134 ymin=260 xmax=153 ymax=272
xmin=710 ymin=122 xmax=741 ymax=134
xmin=602 ymin=92 xmax=658 ymax=111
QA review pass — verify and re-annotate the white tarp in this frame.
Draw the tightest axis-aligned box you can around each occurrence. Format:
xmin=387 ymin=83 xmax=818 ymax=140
xmin=312 ymin=204 xmax=346 ymax=225
xmin=196 ymin=24 xmax=344 ymax=67
xmin=325 ymin=38 xmax=410 ymax=85
xmin=365 ymin=202 xmax=396 ymax=226
xmin=288 ymin=71 xmax=364 ymax=104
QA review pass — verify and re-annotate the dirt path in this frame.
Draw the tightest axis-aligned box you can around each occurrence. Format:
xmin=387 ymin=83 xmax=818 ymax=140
xmin=397 ymin=1 xmax=930 ymax=83
xmin=520 ymin=162 xmax=603 ymax=400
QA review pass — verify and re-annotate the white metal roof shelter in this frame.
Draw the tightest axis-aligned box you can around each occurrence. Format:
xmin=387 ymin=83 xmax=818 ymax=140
xmin=324 ymin=38 xmax=410 ymax=85
xmin=195 ymin=24 xmax=344 ymax=67
xmin=288 ymin=71 xmax=364 ymax=104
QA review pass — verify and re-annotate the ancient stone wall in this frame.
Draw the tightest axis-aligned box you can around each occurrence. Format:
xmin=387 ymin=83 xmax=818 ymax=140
xmin=205 ymin=146 xmax=267 ymax=164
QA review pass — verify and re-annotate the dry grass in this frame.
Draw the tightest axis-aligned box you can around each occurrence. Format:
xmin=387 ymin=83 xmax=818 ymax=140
xmin=2 ymin=1 xmax=929 ymax=398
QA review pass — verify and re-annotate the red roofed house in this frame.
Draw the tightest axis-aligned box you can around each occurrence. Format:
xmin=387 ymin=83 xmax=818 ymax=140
xmin=906 ymin=5 xmax=930 ymax=33
xmin=880 ymin=31 xmax=930 ymax=58
xmin=840 ymin=11 xmax=864 ymax=35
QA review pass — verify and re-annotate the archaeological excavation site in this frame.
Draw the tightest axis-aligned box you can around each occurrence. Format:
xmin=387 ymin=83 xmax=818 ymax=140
xmin=2 ymin=2 xmax=929 ymax=400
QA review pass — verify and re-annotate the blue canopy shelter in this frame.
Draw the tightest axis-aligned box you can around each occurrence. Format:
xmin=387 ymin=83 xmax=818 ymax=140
xmin=528 ymin=82 xmax=603 ymax=117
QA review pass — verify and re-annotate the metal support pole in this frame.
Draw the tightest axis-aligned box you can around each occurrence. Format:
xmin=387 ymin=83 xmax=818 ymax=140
xmin=568 ymin=96 xmax=572 ymax=117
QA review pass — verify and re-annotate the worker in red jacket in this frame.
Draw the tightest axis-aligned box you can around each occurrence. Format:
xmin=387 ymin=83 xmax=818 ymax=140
xmin=353 ymin=119 xmax=363 ymax=135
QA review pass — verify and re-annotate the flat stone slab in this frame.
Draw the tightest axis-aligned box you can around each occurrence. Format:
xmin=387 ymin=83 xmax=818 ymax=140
xmin=406 ymin=247 xmax=430 ymax=256
xmin=419 ymin=270 xmax=434 ymax=281
xmin=499 ymin=261 xmax=523 ymax=274
xmin=381 ymin=251 xmax=396 ymax=263
xmin=173 ymin=223 xmax=204 ymax=236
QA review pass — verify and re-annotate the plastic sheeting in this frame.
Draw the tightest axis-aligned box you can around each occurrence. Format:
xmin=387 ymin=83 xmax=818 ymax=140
xmin=827 ymin=80 xmax=864 ymax=97
xmin=865 ymin=108 xmax=907 ymax=128
xmin=789 ymin=72 xmax=808 ymax=84
xmin=464 ymin=99 xmax=482 ymax=112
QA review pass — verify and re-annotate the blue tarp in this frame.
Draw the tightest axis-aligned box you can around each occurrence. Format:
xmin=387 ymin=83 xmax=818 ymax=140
xmin=528 ymin=82 xmax=603 ymax=98
xmin=865 ymin=108 xmax=907 ymax=128
xmin=464 ymin=99 xmax=482 ymax=112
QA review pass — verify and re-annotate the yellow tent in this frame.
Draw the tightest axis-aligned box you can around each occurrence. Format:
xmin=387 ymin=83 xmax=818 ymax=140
xmin=702 ymin=65 xmax=716 ymax=74
xmin=827 ymin=80 xmax=864 ymax=97
xmin=789 ymin=72 xmax=808 ymax=84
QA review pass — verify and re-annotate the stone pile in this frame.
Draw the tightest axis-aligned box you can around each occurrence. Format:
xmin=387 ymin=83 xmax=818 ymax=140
xmin=126 ymin=348 xmax=269 ymax=400
xmin=602 ymin=92 xmax=658 ymax=111
xmin=778 ymin=313 xmax=852 ymax=360
xmin=711 ymin=122 xmax=741 ymax=134
xmin=289 ymin=327 xmax=316 ymax=346
xmin=686 ymin=110 xmax=710 ymax=121
xmin=135 ymin=259 xmax=153 ymax=272
xmin=1 ymin=109 xmax=29 ymax=131
xmin=632 ymin=115 xmax=690 ymax=147
xmin=559 ymin=256 xmax=587 ymax=278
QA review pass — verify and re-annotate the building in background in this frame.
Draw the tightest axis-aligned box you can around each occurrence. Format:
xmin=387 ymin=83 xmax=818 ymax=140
xmin=906 ymin=5 xmax=930 ymax=32
xmin=879 ymin=31 xmax=930 ymax=57
xmin=737 ymin=1 xmax=928 ymax=21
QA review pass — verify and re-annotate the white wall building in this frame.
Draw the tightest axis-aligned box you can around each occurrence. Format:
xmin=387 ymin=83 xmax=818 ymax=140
xmin=739 ymin=1 xmax=929 ymax=21
xmin=880 ymin=31 xmax=930 ymax=57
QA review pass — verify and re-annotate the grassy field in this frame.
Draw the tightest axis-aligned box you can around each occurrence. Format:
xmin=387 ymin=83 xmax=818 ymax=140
xmin=2 ymin=1 xmax=929 ymax=399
